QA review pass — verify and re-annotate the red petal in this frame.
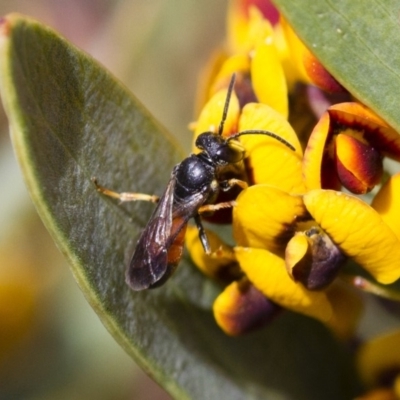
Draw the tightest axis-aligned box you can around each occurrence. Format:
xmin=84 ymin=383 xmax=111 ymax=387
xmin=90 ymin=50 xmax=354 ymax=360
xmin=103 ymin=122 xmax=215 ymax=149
xmin=335 ymin=134 xmax=383 ymax=194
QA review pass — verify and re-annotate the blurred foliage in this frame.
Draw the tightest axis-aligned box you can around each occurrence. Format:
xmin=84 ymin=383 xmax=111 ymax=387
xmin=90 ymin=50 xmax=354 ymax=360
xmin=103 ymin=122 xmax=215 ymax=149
xmin=0 ymin=1 xmax=227 ymax=399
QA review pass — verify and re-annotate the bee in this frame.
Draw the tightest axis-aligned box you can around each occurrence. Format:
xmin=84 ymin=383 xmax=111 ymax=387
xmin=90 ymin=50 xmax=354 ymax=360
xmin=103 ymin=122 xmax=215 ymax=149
xmin=94 ymin=74 xmax=295 ymax=290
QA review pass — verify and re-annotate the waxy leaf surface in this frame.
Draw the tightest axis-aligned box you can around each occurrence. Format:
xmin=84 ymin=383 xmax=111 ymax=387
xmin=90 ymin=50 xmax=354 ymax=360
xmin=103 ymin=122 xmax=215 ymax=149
xmin=273 ymin=0 xmax=400 ymax=132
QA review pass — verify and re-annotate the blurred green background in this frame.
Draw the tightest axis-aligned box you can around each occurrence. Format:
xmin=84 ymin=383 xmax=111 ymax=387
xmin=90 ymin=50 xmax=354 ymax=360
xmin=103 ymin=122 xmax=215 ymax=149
xmin=0 ymin=1 xmax=228 ymax=399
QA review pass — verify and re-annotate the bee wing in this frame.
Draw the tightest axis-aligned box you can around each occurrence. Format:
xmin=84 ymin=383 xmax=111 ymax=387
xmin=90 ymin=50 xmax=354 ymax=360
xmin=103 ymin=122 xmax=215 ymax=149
xmin=126 ymin=174 xmax=211 ymax=291
xmin=126 ymin=175 xmax=176 ymax=291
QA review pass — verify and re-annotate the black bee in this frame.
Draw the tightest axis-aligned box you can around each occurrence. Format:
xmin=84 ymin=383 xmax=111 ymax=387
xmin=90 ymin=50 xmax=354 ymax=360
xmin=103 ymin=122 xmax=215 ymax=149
xmin=94 ymin=74 xmax=295 ymax=290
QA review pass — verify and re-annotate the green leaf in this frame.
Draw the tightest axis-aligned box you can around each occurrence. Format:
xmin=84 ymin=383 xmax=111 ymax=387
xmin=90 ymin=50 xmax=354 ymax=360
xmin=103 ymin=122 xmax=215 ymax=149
xmin=0 ymin=14 xmax=360 ymax=400
xmin=273 ymin=0 xmax=400 ymax=132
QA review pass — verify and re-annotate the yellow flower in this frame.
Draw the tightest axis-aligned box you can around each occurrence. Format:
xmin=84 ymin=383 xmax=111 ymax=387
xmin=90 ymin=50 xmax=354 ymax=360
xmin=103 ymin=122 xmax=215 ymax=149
xmin=187 ymin=92 xmax=400 ymax=337
xmin=371 ymin=172 xmax=400 ymax=241
xmin=233 ymin=246 xmax=333 ymax=321
xmin=227 ymin=0 xmax=280 ymax=55
xmin=185 ymin=225 xmax=241 ymax=282
xmin=233 ymin=112 xmax=400 ymax=287
xmin=187 ymin=0 xmax=400 ymax=340
xmin=213 ymin=277 xmax=282 ymax=336
xmin=197 ymin=0 xmax=345 ymax=119
xmin=193 ymin=89 xmax=302 ymax=188
xmin=237 ymin=102 xmax=303 ymax=191
xmin=356 ymin=331 xmax=400 ymax=399
xmin=187 ymin=214 xmax=362 ymax=338
xmin=279 ymin=17 xmax=345 ymax=93
xmin=303 ymin=102 xmax=400 ymax=194
xmin=231 ymin=184 xmax=364 ymax=335
xmin=191 ymin=86 xmax=302 ymax=223
xmin=304 ymin=190 xmax=400 ymax=285
xmin=200 ymin=1 xmax=289 ymax=117
xmin=227 ymin=0 xmax=342 ymax=92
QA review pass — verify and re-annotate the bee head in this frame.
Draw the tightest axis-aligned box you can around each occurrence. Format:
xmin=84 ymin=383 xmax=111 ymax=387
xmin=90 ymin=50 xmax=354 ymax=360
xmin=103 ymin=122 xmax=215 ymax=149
xmin=195 ymin=132 xmax=245 ymax=166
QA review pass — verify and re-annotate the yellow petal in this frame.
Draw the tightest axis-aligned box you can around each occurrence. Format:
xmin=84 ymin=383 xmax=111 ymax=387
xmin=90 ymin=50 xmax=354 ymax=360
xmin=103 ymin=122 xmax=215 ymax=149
xmin=395 ymin=376 xmax=400 ymax=399
xmin=195 ymin=49 xmax=228 ymax=115
xmin=280 ymin=17 xmax=312 ymax=84
xmin=324 ymin=282 xmax=363 ymax=340
xmin=213 ymin=278 xmax=281 ymax=336
xmin=303 ymin=111 xmax=337 ymax=191
xmin=372 ymin=172 xmax=400 ymax=241
xmin=273 ymin=22 xmax=299 ymax=90
xmin=247 ymin=143 xmax=305 ymax=192
xmin=238 ymin=103 xmax=304 ymax=192
xmin=227 ymin=3 xmax=274 ymax=53
xmin=286 ymin=228 xmax=346 ymax=290
xmin=239 ymin=102 xmax=302 ymax=154
xmin=303 ymin=102 xmax=400 ymax=193
xmin=304 ymin=190 xmax=400 ymax=284
xmin=280 ymin=17 xmax=344 ymax=92
xmin=329 ymin=102 xmax=400 ymax=161
xmin=285 ymin=233 xmax=309 ymax=277
xmin=357 ymin=330 xmax=400 ymax=387
xmin=193 ymin=88 xmax=240 ymax=152
xmin=227 ymin=0 xmax=252 ymax=53
xmin=185 ymin=225 xmax=240 ymax=281
xmin=234 ymin=247 xmax=332 ymax=321
xmin=251 ymin=41 xmax=288 ymax=117
xmin=233 ymin=184 xmax=308 ymax=253
xmin=211 ymin=54 xmax=251 ymax=96
xmin=335 ymin=133 xmax=383 ymax=194
xmin=356 ymin=388 xmax=398 ymax=400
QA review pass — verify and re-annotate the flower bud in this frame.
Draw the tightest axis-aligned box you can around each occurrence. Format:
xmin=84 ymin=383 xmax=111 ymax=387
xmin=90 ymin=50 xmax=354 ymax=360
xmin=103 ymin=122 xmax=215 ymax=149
xmin=213 ymin=279 xmax=281 ymax=335
xmin=286 ymin=227 xmax=346 ymax=290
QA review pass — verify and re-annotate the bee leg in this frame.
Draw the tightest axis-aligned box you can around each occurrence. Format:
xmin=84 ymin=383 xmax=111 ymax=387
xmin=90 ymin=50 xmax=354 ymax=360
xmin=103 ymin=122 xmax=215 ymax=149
xmin=194 ymin=214 xmax=211 ymax=254
xmin=198 ymin=200 xmax=237 ymax=216
xmin=92 ymin=177 xmax=159 ymax=203
xmin=219 ymin=178 xmax=248 ymax=191
xmin=209 ymin=245 xmax=236 ymax=261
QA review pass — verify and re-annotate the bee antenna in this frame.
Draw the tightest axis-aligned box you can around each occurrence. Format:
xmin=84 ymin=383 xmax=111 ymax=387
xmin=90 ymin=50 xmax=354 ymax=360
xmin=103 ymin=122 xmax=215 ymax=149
xmin=228 ymin=129 xmax=296 ymax=151
xmin=218 ymin=73 xmax=236 ymax=136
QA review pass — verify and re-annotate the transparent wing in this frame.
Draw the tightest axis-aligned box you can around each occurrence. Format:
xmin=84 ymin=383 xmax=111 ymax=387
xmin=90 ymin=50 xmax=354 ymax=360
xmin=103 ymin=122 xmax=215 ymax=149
xmin=126 ymin=174 xmax=210 ymax=290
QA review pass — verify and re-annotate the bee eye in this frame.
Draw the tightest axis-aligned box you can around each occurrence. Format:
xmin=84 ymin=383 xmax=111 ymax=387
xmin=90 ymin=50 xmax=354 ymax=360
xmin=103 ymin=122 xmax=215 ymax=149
xmin=216 ymin=140 xmax=244 ymax=164
xmin=195 ymin=132 xmax=245 ymax=165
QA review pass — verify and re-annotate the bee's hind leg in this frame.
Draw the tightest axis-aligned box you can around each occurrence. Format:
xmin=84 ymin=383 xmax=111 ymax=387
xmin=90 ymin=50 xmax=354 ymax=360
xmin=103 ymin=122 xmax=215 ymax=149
xmin=92 ymin=177 xmax=159 ymax=203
